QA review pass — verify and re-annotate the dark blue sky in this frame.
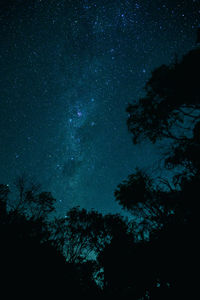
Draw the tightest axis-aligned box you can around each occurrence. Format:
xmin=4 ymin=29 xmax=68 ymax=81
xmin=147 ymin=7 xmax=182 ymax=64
xmin=0 ymin=0 xmax=199 ymax=215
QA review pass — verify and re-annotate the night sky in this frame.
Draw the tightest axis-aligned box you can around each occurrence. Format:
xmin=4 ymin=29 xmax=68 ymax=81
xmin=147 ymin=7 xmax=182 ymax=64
xmin=0 ymin=0 xmax=199 ymax=216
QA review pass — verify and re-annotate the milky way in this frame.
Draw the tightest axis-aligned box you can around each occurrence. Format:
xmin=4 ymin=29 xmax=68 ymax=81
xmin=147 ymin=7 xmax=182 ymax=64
xmin=0 ymin=0 xmax=199 ymax=215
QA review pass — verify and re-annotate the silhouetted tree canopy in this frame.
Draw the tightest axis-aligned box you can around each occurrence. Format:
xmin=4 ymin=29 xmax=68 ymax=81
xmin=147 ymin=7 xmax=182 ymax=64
xmin=0 ymin=182 xmax=103 ymax=298
xmin=12 ymin=174 xmax=56 ymax=219
xmin=117 ymin=46 xmax=200 ymax=222
xmin=0 ymin=181 xmax=133 ymax=298
xmin=51 ymin=206 xmax=131 ymax=260
xmin=115 ymin=169 xmax=177 ymax=232
xmin=127 ymin=48 xmax=200 ymax=144
xmin=113 ymin=43 xmax=200 ymax=298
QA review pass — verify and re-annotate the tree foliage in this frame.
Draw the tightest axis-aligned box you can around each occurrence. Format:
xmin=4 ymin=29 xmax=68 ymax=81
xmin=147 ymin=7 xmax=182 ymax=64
xmin=127 ymin=48 xmax=200 ymax=145
xmin=113 ymin=43 xmax=200 ymax=298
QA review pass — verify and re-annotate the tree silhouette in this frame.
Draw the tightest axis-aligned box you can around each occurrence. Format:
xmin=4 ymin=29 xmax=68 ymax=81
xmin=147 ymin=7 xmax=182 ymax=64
xmin=114 ymin=40 xmax=200 ymax=298
xmin=12 ymin=174 xmax=55 ymax=220
xmin=127 ymin=47 xmax=200 ymax=145
xmin=196 ymin=27 xmax=200 ymax=44
xmin=0 ymin=184 xmax=9 ymax=218
xmin=51 ymin=206 xmax=134 ymax=291
xmin=51 ymin=206 xmax=106 ymax=263
xmin=0 ymin=181 xmax=104 ymax=298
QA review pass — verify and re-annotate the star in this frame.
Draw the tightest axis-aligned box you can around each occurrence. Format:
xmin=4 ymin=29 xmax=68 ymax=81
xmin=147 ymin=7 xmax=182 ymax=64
xmin=77 ymin=111 xmax=82 ymax=117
